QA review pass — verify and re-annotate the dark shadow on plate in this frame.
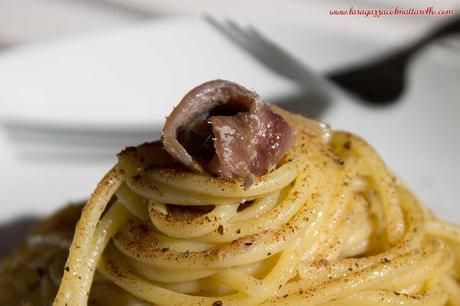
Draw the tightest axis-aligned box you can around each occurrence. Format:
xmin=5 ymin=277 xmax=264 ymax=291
xmin=0 ymin=216 xmax=40 ymax=257
xmin=269 ymin=90 xmax=332 ymax=119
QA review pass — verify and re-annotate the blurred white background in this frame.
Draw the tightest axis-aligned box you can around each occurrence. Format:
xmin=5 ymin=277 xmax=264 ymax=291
xmin=0 ymin=0 xmax=459 ymax=254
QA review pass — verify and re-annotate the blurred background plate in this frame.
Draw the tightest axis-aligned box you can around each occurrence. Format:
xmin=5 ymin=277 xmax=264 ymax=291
xmin=0 ymin=16 xmax=415 ymax=129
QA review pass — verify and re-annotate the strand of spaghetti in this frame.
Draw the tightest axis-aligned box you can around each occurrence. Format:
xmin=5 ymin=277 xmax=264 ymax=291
xmin=212 ymin=152 xmax=350 ymax=300
xmin=262 ymin=238 xmax=448 ymax=305
xmin=211 ymin=268 xmax=263 ymax=296
xmin=302 ymin=156 xmax=357 ymax=262
xmin=212 ymin=234 xmax=313 ymax=299
xmin=230 ymin=191 xmax=281 ymax=222
xmin=211 ymin=229 xmax=308 ymax=297
xmin=116 ymin=183 xmax=149 ymax=221
xmin=149 ymin=202 xmax=239 ymax=238
xmin=258 ymin=154 xmax=355 ymax=299
xmin=294 ymin=148 xmax=364 ymax=262
xmin=333 ymin=195 xmax=372 ymax=259
xmin=145 ymin=154 xmax=300 ymax=197
xmin=127 ymin=179 xmax=253 ymax=205
xmin=298 ymin=183 xmax=425 ymax=281
xmin=297 ymin=194 xmax=368 ymax=263
xmin=145 ymin=230 xmax=214 ymax=252
xmin=194 ymin=190 xmax=305 ymax=243
xmin=128 ymin=259 xmax=220 ymax=283
xmin=440 ymin=274 xmax=460 ymax=305
xmin=54 ymin=166 xmax=123 ymax=306
xmin=114 ymin=226 xmax=287 ymax=269
xmin=333 ymin=132 xmax=405 ymax=244
xmin=98 ymin=245 xmax=250 ymax=306
xmin=374 ymin=242 xmax=453 ymax=290
xmin=292 ymin=240 xmax=451 ymax=299
xmin=66 ymin=201 xmax=129 ymax=305
xmin=319 ymin=285 xmax=448 ymax=306
xmin=427 ymin=219 xmax=460 ymax=243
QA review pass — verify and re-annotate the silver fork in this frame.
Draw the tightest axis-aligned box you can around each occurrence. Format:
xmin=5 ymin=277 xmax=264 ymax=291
xmin=204 ymin=16 xmax=339 ymax=104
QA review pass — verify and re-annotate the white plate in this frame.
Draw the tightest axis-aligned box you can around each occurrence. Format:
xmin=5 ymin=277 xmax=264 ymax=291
xmin=0 ymin=17 xmax=458 ymax=228
xmin=0 ymin=16 xmax=399 ymax=129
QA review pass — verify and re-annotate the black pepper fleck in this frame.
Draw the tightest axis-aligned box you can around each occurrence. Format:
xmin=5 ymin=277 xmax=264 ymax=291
xmin=217 ymin=225 xmax=224 ymax=235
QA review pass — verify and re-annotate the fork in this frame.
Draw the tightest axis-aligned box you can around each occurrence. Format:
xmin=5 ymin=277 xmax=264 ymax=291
xmin=205 ymin=16 xmax=348 ymax=107
xmin=328 ymin=16 xmax=460 ymax=103
xmin=206 ymin=16 xmax=460 ymax=105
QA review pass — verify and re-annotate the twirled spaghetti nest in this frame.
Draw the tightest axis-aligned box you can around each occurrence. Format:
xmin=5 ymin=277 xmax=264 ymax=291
xmin=51 ymin=107 xmax=460 ymax=306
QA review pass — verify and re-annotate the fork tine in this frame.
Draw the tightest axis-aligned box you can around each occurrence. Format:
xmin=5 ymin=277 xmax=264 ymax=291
xmin=226 ymin=19 xmax=300 ymax=79
xmin=247 ymin=26 xmax=334 ymax=102
xmin=205 ymin=16 xmax=252 ymax=54
xmin=243 ymin=24 xmax=331 ymax=98
xmin=205 ymin=16 xmax=331 ymax=102
xmin=245 ymin=26 xmax=328 ymax=89
xmin=205 ymin=16 xmax=296 ymax=79
xmin=246 ymin=27 xmax=305 ymax=73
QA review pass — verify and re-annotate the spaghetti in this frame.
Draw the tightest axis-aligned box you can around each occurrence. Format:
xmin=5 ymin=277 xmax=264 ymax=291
xmin=51 ymin=81 xmax=459 ymax=306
